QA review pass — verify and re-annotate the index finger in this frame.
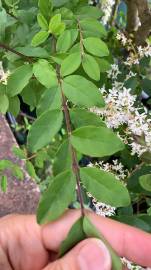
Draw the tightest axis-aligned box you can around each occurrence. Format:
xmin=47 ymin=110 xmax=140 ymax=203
xmin=42 ymin=209 xmax=151 ymax=268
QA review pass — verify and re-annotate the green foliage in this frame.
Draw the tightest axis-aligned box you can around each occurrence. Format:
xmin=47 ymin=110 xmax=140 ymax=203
xmin=0 ymin=175 xmax=7 ymax=192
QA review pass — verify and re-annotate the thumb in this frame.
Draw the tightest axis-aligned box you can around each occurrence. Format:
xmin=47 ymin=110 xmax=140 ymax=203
xmin=44 ymin=238 xmax=112 ymax=270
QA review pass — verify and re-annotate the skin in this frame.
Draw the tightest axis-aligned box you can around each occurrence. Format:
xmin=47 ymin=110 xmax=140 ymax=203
xmin=0 ymin=209 xmax=151 ymax=270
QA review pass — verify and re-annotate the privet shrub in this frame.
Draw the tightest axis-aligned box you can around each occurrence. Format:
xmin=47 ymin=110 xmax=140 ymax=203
xmin=0 ymin=0 xmax=151 ymax=268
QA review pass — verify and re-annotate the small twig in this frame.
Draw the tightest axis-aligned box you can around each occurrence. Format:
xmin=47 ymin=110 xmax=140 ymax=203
xmin=20 ymin=112 xmax=36 ymax=121
xmin=6 ymin=10 xmax=18 ymax=20
xmin=109 ymin=0 xmax=120 ymax=27
xmin=77 ymin=20 xmax=85 ymax=59
xmin=0 ymin=43 xmax=33 ymax=63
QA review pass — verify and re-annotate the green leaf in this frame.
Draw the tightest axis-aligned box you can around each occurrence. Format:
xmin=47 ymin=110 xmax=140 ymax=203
xmin=61 ymin=53 xmax=81 ymax=77
xmin=0 ymin=160 xmax=13 ymax=171
xmin=12 ymin=146 xmax=26 ymax=159
xmin=80 ymin=19 xmax=107 ymax=38
xmin=80 ymin=167 xmax=130 ymax=207
xmin=98 ymin=59 xmax=111 ymax=73
xmin=27 ymin=109 xmax=63 ymax=153
xmin=38 ymin=0 xmax=52 ymax=20
xmin=49 ymin=14 xmax=65 ymax=36
xmin=37 ymin=170 xmax=76 ymax=224
xmin=83 ymin=217 xmax=122 ymax=270
xmin=76 ymin=6 xmax=103 ymax=19
xmin=63 ymin=75 xmax=105 ymax=107
xmin=7 ymin=65 xmax=33 ymax=97
xmin=37 ymin=13 xmax=49 ymax=30
xmin=59 ymin=217 xmax=86 ymax=257
xmin=71 ymin=126 xmax=124 ymax=157
xmin=70 ymin=108 xmax=106 ymax=128
xmin=31 ymin=31 xmax=49 ymax=47
xmin=0 ymin=175 xmax=7 ymax=193
xmin=0 ymin=94 xmax=9 ymax=114
xmin=15 ymin=46 xmax=49 ymax=58
xmin=12 ymin=165 xmax=24 ymax=181
xmin=53 ymin=139 xmax=72 ymax=176
xmin=35 ymin=150 xmax=48 ymax=168
xmin=82 ymin=54 xmax=100 ymax=81
xmin=26 ymin=161 xmax=37 ymax=179
xmin=37 ymin=87 xmax=62 ymax=116
xmin=8 ymin=96 xmax=20 ymax=117
xmin=52 ymin=0 xmax=69 ymax=7
xmin=83 ymin=38 xmax=109 ymax=57
xmin=33 ymin=59 xmax=58 ymax=89
xmin=57 ymin=29 xmax=78 ymax=53
xmin=139 ymin=174 xmax=151 ymax=192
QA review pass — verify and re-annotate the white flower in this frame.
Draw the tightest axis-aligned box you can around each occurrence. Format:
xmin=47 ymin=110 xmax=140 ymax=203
xmin=116 ymin=32 xmax=127 ymax=46
xmin=107 ymin=64 xmax=121 ymax=79
xmin=101 ymin=0 xmax=115 ymax=25
xmin=0 ymin=62 xmax=10 ymax=85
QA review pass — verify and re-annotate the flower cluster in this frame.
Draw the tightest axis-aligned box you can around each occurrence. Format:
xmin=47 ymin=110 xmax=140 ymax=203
xmin=122 ymin=257 xmax=151 ymax=270
xmin=100 ymin=0 xmax=115 ymax=25
xmin=0 ymin=61 xmax=10 ymax=85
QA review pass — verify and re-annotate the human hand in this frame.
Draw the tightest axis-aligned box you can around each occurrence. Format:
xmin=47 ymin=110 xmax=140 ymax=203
xmin=0 ymin=210 xmax=151 ymax=270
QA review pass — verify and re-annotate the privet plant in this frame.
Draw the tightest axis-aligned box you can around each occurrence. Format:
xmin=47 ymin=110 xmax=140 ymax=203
xmin=0 ymin=0 xmax=151 ymax=269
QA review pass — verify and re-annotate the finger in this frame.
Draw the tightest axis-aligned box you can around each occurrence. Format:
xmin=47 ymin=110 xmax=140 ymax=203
xmin=43 ymin=238 xmax=111 ymax=270
xmin=0 ymin=246 xmax=13 ymax=270
xmin=42 ymin=209 xmax=151 ymax=267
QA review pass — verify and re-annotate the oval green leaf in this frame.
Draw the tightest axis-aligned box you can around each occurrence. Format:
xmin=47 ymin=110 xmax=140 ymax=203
xmin=61 ymin=52 xmax=81 ymax=77
xmin=82 ymin=54 xmax=100 ymax=81
xmin=31 ymin=31 xmax=49 ymax=47
xmin=83 ymin=37 xmax=109 ymax=57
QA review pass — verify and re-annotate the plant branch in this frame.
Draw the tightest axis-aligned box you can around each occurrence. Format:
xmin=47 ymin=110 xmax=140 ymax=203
xmin=77 ymin=20 xmax=84 ymax=59
xmin=0 ymin=43 xmax=33 ymax=63
xmin=109 ymin=0 xmax=120 ymax=27
xmin=58 ymin=73 xmax=85 ymax=217
xmin=6 ymin=10 xmax=18 ymax=20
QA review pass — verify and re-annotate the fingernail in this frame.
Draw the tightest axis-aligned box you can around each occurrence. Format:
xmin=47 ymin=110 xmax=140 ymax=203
xmin=77 ymin=239 xmax=111 ymax=270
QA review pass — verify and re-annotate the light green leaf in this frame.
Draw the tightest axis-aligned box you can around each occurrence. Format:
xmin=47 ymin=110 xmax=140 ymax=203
xmin=12 ymin=146 xmax=26 ymax=159
xmin=0 ymin=160 xmax=13 ymax=171
xmin=53 ymin=139 xmax=72 ymax=176
xmin=71 ymin=126 xmax=125 ymax=157
xmin=83 ymin=38 xmax=109 ymax=57
xmin=59 ymin=217 xmax=85 ymax=257
xmin=37 ymin=87 xmax=62 ymax=116
xmin=7 ymin=65 xmax=33 ymax=97
xmin=82 ymin=54 xmax=100 ymax=81
xmin=0 ymin=175 xmax=7 ymax=193
xmin=0 ymin=94 xmax=9 ymax=114
xmin=49 ymin=14 xmax=65 ymax=36
xmin=139 ymin=174 xmax=151 ymax=192
xmin=33 ymin=59 xmax=58 ymax=89
xmin=80 ymin=19 xmax=106 ymax=38
xmin=27 ymin=109 xmax=63 ymax=153
xmin=26 ymin=161 xmax=37 ymax=179
xmin=63 ymin=75 xmax=105 ymax=107
xmin=70 ymin=109 xmax=106 ymax=128
xmin=61 ymin=53 xmax=81 ymax=77
xmin=57 ymin=29 xmax=78 ymax=53
xmin=37 ymin=13 xmax=49 ymax=30
xmin=8 ymin=96 xmax=20 ymax=117
xmin=80 ymin=167 xmax=130 ymax=207
xmin=83 ymin=217 xmax=122 ymax=270
xmin=31 ymin=31 xmax=49 ymax=47
xmin=37 ymin=170 xmax=76 ymax=224
xmin=12 ymin=165 xmax=24 ymax=181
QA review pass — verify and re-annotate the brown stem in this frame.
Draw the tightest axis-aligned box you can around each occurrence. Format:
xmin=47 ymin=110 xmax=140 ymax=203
xmin=0 ymin=43 xmax=33 ymax=63
xmin=57 ymin=71 xmax=85 ymax=217
xmin=109 ymin=0 xmax=120 ymax=26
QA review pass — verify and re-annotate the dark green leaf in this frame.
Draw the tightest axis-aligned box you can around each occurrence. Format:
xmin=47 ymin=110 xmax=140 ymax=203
xmin=0 ymin=94 xmax=9 ymax=113
xmin=8 ymin=96 xmax=20 ymax=117
xmin=82 ymin=54 xmax=100 ymax=81
xmin=7 ymin=65 xmax=33 ymax=97
xmin=37 ymin=87 xmax=62 ymax=116
xmin=80 ymin=167 xmax=130 ymax=207
xmin=63 ymin=75 xmax=105 ymax=107
xmin=70 ymin=108 xmax=106 ymax=128
xmin=83 ymin=38 xmax=109 ymax=57
xmin=27 ymin=109 xmax=63 ymax=152
xmin=71 ymin=126 xmax=124 ymax=157
xmin=76 ymin=6 xmax=103 ymax=19
xmin=38 ymin=0 xmax=52 ymax=20
xmin=33 ymin=59 xmax=58 ymax=88
xmin=59 ymin=217 xmax=86 ymax=257
xmin=139 ymin=174 xmax=151 ymax=191
xmin=53 ymin=139 xmax=72 ymax=176
xmin=80 ymin=19 xmax=106 ymax=38
xmin=83 ymin=217 xmax=122 ymax=270
xmin=15 ymin=46 xmax=49 ymax=58
xmin=37 ymin=170 xmax=76 ymax=224
xmin=61 ymin=52 xmax=81 ymax=77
